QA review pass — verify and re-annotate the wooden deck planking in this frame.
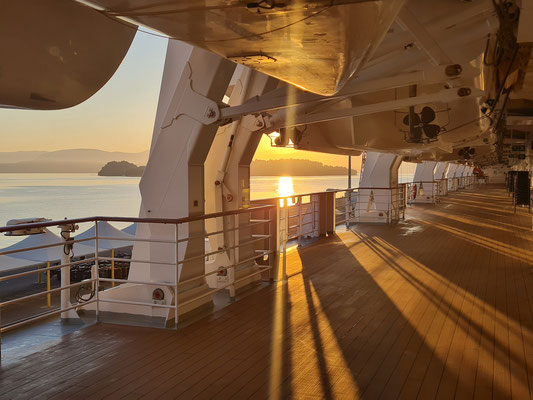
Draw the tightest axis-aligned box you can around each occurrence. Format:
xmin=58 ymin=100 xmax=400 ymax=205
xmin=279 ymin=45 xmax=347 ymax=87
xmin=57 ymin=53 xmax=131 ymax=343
xmin=1 ymin=184 xmax=532 ymax=399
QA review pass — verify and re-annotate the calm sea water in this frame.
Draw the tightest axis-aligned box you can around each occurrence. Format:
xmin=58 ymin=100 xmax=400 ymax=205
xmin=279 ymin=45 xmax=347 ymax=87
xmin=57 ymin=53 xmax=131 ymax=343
xmin=0 ymin=173 xmax=412 ymax=246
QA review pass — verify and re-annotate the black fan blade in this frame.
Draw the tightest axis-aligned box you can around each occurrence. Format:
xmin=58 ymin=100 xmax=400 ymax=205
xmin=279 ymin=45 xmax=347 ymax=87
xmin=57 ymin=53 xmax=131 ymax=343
xmin=420 ymin=106 xmax=436 ymax=124
xmin=403 ymin=113 xmax=421 ymax=126
xmin=468 ymin=147 xmax=476 ymax=155
xmin=410 ymin=126 xmax=423 ymax=141
xmin=458 ymin=149 xmax=465 ymax=156
xmin=423 ymin=124 xmax=440 ymax=139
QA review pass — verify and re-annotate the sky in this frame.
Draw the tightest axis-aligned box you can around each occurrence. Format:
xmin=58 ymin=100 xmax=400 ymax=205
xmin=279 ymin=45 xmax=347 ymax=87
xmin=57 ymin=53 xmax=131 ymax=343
xmin=0 ymin=32 xmax=166 ymax=153
xmin=0 ymin=30 xmax=359 ymax=169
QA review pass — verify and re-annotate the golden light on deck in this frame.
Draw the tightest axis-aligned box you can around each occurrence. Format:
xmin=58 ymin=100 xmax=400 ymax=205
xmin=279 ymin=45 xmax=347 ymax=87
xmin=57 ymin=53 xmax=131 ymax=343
xmin=268 ymin=282 xmax=287 ymax=400
xmin=342 ymin=229 xmax=532 ymax=399
xmin=268 ymin=253 xmax=359 ymax=399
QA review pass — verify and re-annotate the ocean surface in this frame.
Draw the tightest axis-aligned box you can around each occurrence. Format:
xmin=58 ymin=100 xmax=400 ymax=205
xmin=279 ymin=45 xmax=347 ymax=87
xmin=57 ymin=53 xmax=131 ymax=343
xmin=0 ymin=173 xmax=413 ymax=246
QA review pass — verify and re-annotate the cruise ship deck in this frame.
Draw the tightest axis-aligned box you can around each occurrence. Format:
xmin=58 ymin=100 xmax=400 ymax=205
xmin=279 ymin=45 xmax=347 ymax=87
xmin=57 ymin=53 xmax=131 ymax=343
xmin=1 ymin=184 xmax=532 ymax=399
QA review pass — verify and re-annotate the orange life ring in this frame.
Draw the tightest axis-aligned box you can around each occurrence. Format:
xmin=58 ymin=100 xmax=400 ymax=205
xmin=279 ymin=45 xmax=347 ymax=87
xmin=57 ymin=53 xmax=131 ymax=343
xmin=413 ymin=184 xmax=417 ymax=199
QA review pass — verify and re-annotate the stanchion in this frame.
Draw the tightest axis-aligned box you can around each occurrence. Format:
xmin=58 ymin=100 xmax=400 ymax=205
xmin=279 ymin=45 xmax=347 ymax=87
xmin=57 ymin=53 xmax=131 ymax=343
xmin=46 ymin=261 xmax=51 ymax=307
xmin=111 ymin=249 xmax=115 ymax=287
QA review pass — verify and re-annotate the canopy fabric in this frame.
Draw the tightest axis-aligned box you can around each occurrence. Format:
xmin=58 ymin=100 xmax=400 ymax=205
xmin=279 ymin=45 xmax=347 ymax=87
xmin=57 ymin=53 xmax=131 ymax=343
xmin=0 ymin=228 xmax=95 ymax=262
xmin=121 ymin=223 xmax=137 ymax=236
xmin=0 ymin=254 xmax=36 ymax=273
xmin=76 ymin=221 xmax=134 ymax=251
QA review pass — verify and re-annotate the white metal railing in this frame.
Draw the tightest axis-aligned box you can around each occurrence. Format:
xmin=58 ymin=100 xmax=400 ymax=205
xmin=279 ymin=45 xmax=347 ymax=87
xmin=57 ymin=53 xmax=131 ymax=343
xmin=253 ymin=186 xmax=407 ymax=239
xmin=353 ymin=185 xmax=407 ymax=223
xmin=0 ymin=179 xmax=473 ymax=338
xmin=436 ymin=179 xmax=448 ymax=197
xmin=0 ymin=206 xmax=275 ymax=334
xmin=408 ymin=181 xmax=439 ymax=204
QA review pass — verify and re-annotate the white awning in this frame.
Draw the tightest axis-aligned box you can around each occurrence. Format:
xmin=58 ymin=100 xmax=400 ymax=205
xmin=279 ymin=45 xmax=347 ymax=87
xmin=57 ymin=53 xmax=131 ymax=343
xmin=121 ymin=223 xmax=137 ymax=236
xmin=0 ymin=228 xmax=95 ymax=262
xmin=76 ymin=221 xmax=134 ymax=251
xmin=0 ymin=254 xmax=36 ymax=273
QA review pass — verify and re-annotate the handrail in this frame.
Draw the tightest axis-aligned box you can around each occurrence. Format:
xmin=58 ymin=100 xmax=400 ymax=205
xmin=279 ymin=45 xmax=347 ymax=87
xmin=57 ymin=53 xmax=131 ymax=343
xmin=0 ymin=204 xmax=275 ymax=234
xmin=252 ymin=187 xmax=357 ymax=202
xmin=252 ymin=186 xmax=412 ymax=204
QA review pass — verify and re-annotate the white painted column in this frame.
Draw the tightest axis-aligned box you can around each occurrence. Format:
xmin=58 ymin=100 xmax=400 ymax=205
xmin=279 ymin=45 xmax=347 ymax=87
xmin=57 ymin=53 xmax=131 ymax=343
xmin=465 ymin=166 xmax=474 ymax=186
xmin=434 ymin=162 xmax=449 ymax=196
xmin=446 ymin=163 xmax=459 ymax=191
xmin=456 ymin=164 xmax=466 ymax=188
xmin=93 ymin=41 xmax=236 ymax=323
xmin=434 ymin=162 xmax=448 ymax=180
xmin=413 ymin=161 xmax=437 ymax=203
xmin=357 ymin=152 xmax=402 ymax=223
xmin=204 ymin=66 xmax=278 ymax=294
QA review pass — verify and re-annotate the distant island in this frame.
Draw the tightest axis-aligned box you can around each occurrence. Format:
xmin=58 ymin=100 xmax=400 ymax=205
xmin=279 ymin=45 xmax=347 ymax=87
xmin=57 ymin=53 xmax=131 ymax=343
xmin=98 ymin=161 xmax=145 ymax=177
xmin=251 ymin=159 xmax=357 ymax=176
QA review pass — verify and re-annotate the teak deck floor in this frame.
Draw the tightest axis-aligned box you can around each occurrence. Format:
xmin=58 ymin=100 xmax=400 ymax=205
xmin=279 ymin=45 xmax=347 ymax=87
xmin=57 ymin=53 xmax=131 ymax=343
xmin=1 ymin=185 xmax=533 ymax=399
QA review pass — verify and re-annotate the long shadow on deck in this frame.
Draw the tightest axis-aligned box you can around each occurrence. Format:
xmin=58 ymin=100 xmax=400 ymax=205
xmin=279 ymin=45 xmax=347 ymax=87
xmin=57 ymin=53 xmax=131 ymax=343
xmin=327 ymin=185 xmax=533 ymax=399
xmin=276 ymin=230 xmax=510 ymax=399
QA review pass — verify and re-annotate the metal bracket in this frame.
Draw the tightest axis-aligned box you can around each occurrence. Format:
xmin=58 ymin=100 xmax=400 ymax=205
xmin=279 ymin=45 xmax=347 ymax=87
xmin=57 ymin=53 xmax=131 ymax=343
xmin=240 ymin=114 xmax=271 ymax=132
xmin=161 ymin=63 xmax=221 ymax=129
xmin=181 ymin=81 xmax=220 ymax=124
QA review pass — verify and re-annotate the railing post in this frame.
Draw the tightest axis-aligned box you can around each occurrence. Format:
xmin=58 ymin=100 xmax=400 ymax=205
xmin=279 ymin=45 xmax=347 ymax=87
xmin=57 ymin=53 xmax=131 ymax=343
xmin=298 ymin=199 xmax=303 ymax=246
xmin=174 ymin=223 xmax=179 ymax=330
xmin=318 ymin=192 xmax=336 ymax=236
xmin=111 ymin=248 xmax=115 ymax=288
xmin=46 ymin=261 xmax=51 ymax=307
xmin=345 ymin=192 xmax=349 ymax=229
xmin=60 ymin=223 xmax=78 ymax=320
xmin=231 ymin=214 xmax=239 ymax=298
xmin=282 ymin=201 xmax=288 ymax=280
xmin=60 ymin=225 xmax=70 ymax=320
xmin=386 ymin=189 xmax=394 ymax=224
xmin=268 ymin=204 xmax=282 ymax=281
xmin=94 ymin=221 xmax=99 ymax=322
xmin=312 ymin=195 xmax=319 ymax=236
xmin=402 ymin=185 xmax=406 ymax=219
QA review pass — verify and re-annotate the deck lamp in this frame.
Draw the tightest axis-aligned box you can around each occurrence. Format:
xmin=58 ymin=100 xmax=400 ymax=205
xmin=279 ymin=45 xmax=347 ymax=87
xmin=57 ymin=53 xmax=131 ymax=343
xmin=5 ymin=218 xmax=51 ymax=236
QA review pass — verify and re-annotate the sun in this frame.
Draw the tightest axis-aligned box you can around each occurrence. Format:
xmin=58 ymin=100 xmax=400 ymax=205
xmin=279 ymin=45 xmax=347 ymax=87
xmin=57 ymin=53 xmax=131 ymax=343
xmin=277 ymin=176 xmax=294 ymax=198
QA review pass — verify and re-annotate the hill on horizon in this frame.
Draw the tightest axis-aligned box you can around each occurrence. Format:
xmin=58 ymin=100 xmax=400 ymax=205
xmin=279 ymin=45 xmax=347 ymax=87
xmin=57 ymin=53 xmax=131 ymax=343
xmin=0 ymin=149 xmax=149 ymax=173
xmin=0 ymin=149 xmax=356 ymax=176
xmin=251 ymin=159 xmax=357 ymax=176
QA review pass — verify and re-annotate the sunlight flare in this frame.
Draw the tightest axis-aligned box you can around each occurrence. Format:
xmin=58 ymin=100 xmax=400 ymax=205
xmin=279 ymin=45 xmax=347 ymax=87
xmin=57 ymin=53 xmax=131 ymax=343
xmin=278 ymin=176 xmax=294 ymax=197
